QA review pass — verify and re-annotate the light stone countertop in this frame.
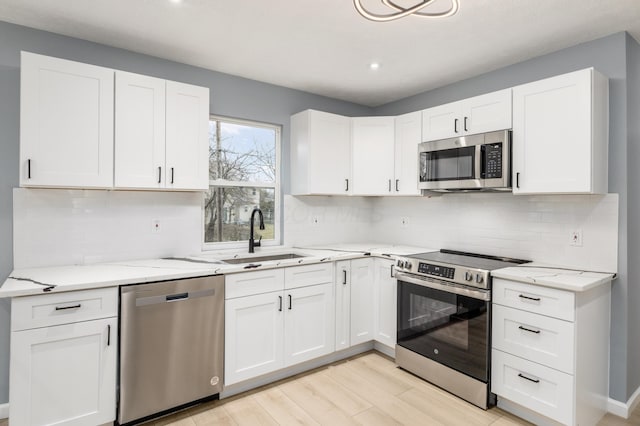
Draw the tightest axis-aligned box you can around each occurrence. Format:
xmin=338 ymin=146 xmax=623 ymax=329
xmin=491 ymin=263 xmax=615 ymax=292
xmin=0 ymin=244 xmax=432 ymax=298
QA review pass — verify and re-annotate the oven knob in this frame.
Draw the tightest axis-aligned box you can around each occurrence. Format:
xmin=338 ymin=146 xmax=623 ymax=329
xmin=476 ymin=274 xmax=484 ymax=284
xmin=405 ymin=262 xmax=412 ymax=271
xmin=396 ymin=260 xmax=404 ymax=268
xmin=465 ymin=272 xmax=473 ymax=281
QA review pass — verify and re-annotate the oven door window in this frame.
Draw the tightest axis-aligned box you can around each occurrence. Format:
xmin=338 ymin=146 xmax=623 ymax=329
xmin=420 ymin=146 xmax=475 ymax=182
xmin=397 ymin=280 xmax=489 ymax=382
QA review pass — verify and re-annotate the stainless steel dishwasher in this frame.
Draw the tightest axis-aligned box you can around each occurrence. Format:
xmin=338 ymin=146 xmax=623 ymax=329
xmin=118 ymin=275 xmax=224 ymax=425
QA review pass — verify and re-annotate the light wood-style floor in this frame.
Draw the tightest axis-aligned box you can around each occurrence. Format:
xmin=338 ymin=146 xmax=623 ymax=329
xmin=0 ymin=352 xmax=637 ymax=425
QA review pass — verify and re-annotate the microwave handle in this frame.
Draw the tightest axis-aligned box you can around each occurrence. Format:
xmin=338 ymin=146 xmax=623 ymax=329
xmin=474 ymin=145 xmax=482 ymax=180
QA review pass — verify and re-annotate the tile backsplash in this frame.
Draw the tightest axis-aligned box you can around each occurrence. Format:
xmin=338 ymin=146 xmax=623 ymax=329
xmin=13 ymin=188 xmax=204 ymax=268
xmin=285 ymin=193 xmax=619 ymax=273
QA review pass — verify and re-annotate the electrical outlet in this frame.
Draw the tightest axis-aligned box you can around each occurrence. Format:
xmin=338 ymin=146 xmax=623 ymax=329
xmin=152 ymin=219 xmax=161 ymax=234
xmin=311 ymin=216 xmax=320 ymax=226
xmin=570 ymin=229 xmax=583 ymax=246
xmin=401 ymin=216 xmax=409 ymax=228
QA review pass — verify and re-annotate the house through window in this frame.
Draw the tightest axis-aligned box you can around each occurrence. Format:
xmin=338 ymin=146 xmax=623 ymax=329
xmin=204 ymin=117 xmax=280 ymax=246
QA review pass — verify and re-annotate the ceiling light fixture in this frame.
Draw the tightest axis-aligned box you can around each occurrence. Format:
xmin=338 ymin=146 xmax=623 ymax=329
xmin=354 ymin=0 xmax=459 ymax=22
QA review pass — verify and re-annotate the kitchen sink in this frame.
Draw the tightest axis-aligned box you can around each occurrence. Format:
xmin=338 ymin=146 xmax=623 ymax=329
xmin=222 ymin=253 xmax=307 ymax=264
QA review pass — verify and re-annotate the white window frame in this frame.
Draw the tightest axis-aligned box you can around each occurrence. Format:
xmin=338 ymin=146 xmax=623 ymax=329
xmin=202 ymin=115 xmax=281 ymax=251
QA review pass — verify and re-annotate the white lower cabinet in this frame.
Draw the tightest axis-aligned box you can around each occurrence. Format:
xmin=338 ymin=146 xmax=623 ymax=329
xmin=350 ymin=258 xmax=376 ymax=345
xmin=224 ymin=291 xmax=285 ymax=386
xmin=10 ymin=289 xmax=118 ymax=426
xmin=374 ymin=258 xmax=396 ymax=349
xmin=335 ymin=261 xmax=351 ymax=351
xmin=224 ymin=264 xmax=334 ymax=386
xmin=491 ymin=278 xmax=611 ymax=426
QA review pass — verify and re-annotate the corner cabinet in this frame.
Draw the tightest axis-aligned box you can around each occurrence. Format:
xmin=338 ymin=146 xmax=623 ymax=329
xmin=512 ymin=68 xmax=609 ymax=194
xmin=421 ymin=88 xmax=512 ymax=142
xmin=9 ymin=288 xmax=118 ymax=426
xmin=20 ymin=52 xmax=210 ymax=191
xmin=290 ymin=110 xmax=352 ymax=195
xmin=351 ymin=117 xmax=395 ymax=195
xmin=20 ymin=52 xmax=115 ymax=188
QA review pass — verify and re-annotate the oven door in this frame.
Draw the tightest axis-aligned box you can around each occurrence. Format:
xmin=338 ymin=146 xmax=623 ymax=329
xmin=396 ymin=273 xmax=490 ymax=383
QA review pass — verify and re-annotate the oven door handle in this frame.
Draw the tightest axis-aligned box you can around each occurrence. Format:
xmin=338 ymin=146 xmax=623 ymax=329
xmin=395 ymin=272 xmax=491 ymax=301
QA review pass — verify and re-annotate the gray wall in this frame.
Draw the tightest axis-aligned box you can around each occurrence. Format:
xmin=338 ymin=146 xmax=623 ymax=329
xmin=626 ymin=33 xmax=640 ymax=400
xmin=0 ymin=20 xmax=372 ymax=405
xmin=376 ymin=32 xmax=634 ymax=402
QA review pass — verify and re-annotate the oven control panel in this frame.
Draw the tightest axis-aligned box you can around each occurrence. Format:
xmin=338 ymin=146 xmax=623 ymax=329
xmin=417 ymin=262 xmax=455 ymax=280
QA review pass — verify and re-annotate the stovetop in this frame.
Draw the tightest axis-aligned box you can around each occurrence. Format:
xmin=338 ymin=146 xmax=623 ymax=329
xmin=395 ymin=249 xmax=529 ymax=290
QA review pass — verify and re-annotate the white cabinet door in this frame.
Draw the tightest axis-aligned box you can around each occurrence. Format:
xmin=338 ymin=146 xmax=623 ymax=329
xmin=512 ymin=68 xmax=608 ymax=194
xmin=290 ymin=110 xmax=352 ymax=195
xmin=284 ymin=283 xmax=335 ymax=366
xmin=114 ymin=71 xmax=166 ymax=188
xmin=9 ymin=317 xmax=117 ymax=426
xmin=421 ymin=100 xmax=462 ymax=141
xmin=20 ymin=52 xmax=114 ymax=188
xmin=374 ymin=259 xmax=397 ymax=349
xmin=350 ymin=258 xmax=375 ymax=345
xmin=335 ymin=260 xmax=351 ymax=351
xmin=393 ymin=111 xmax=421 ymax=195
xmin=166 ymin=80 xmax=210 ymax=190
xmin=351 ymin=117 xmax=396 ymax=195
xmin=225 ymin=291 xmax=284 ymax=386
xmin=462 ymin=88 xmax=512 ymax=135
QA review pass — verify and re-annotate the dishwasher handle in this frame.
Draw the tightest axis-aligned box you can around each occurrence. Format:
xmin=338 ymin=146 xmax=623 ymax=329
xmin=136 ymin=288 xmax=215 ymax=307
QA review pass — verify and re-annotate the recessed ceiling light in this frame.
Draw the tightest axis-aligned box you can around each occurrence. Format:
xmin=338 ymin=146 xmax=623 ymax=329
xmin=169 ymin=0 xmax=182 ymax=4
xmin=370 ymin=63 xmax=380 ymax=70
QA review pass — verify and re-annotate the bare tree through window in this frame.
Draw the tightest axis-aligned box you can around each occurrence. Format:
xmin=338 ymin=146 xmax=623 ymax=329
xmin=204 ymin=119 xmax=278 ymax=244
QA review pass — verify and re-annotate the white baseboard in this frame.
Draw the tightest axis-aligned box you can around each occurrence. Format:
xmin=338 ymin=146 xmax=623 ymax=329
xmin=0 ymin=402 xmax=8 ymax=419
xmin=608 ymin=385 xmax=640 ymax=419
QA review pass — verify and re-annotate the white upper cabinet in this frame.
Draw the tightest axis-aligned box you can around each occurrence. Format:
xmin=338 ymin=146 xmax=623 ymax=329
xmin=20 ymin=52 xmax=114 ymax=188
xmin=290 ymin=110 xmax=352 ymax=195
xmin=115 ymin=71 xmax=166 ymax=189
xmin=351 ymin=116 xmax=395 ymax=195
xmin=512 ymin=68 xmax=609 ymax=194
xmin=421 ymin=89 xmax=512 ymax=141
xmin=393 ymin=111 xmax=421 ymax=195
xmin=166 ymin=81 xmax=210 ymax=190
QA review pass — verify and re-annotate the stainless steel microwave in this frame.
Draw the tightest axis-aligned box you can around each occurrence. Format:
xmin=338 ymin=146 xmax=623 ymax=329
xmin=418 ymin=130 xmax=511 ymax=192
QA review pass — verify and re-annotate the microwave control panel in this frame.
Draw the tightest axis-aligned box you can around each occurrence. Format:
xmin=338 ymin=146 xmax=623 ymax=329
xmin=481 ymin=143 xmax=503 ymax=179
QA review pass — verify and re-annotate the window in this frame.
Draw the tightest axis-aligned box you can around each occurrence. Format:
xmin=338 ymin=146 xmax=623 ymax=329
xmin=204 ymin=117 xmax=280 ymax=247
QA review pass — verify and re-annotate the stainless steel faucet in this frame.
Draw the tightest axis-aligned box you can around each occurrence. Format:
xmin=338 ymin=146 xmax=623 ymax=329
xmin=249 ymin=208 xmax=265 ymax=253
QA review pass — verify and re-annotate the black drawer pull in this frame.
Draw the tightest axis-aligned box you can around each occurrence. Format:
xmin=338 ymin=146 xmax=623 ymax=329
xmin=518 ymin=294 xmax=541 ymax=302
xmin=342 ymin=270 xmax=347 ymax=285
xmin=278 ymin=295 xmax=282 ymax=312
xmin=288 ymin=294 xmax=292 ymax=310
xmin=107 ymin=324 xmax=111 ymax=346
xmin=519 ymin=325 xmax=541 ymax=334
xmin=55 ymin=304 xmax=81 ymax=311
xmin=518 ymin=373 xmax=540 ymax=384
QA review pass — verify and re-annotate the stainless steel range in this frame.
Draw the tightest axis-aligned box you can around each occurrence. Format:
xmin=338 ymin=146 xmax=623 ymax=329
xmin=394 ymin=249 xmax=528 ymax=409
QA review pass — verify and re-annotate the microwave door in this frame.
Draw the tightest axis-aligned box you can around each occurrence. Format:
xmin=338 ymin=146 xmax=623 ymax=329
xmin=420 ymin=146 xmax=476 ymax=188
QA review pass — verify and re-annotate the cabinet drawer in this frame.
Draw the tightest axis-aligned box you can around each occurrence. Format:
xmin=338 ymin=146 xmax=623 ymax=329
xmin=492 ymin=349 xmax=573 ymax=425
xmin=12 ymin=287 xmax=118 ymax=331
xmin=492 ymin=305 xmax=575 ymax=374
xmin=493 ymin=278 xmax=575 ymax=321
xmin=225 ymin=268 xmax=284 ymax=299
xmin=284 ymin=263 xmax=333 ymax=290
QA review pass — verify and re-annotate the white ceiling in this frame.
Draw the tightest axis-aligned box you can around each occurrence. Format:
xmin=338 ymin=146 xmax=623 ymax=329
xmin=0 ymin=0 xmax=639 ymax=106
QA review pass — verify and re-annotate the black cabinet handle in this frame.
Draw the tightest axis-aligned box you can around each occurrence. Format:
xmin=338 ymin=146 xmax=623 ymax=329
xmin=518 ymin=373 xmax=540 ymax=384
xmin=288 ymin=294 xmax=292 ymax=310
xmin=55 ymin=304 xmax=81 ymax=311
xmin=388 ymin=179 xmax=391 ymax=192
xmin=27 ymin=159 xmax=31 ymax=179
xmin=395 ymin=179 xmax=399 ymax=192
xmin=519 ymin=325 xmax=541 ymax=334
xmin=171 ymin=167 xmax=174 ymax=184
xmin=464 ymin=116 xmax=468 ymax=132
xmin=516 ymin=172 xmax=520 ymax=189
xmin=158 ymin=166 xmax=162 ymax=184
xmin=107 ymin=324 xmax=111 ymax=346
xmin=342 ymin=270 xmax=347 ymax=285
xmin=454 ymin=118 xmax=459 ymax=133
xmin=518 ymin=294 xmax=541 ymax=302
xmin=345 ymin=179 xmax=349 ymax=192
xmin=390 ymin=265 xmax=395 ymax=278
xmin=278 ymin=295 xmax=282 ymax=312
